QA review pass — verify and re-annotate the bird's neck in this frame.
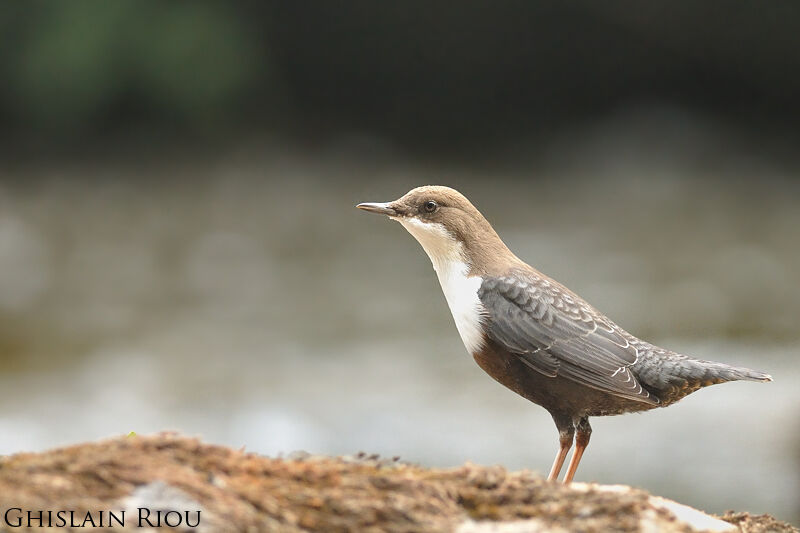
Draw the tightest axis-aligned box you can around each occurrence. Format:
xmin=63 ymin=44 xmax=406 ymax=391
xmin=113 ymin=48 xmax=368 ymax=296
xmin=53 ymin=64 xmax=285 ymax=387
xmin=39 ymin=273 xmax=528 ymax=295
xmin=397 ymin=216 xmax=516 ymax=354
xmin=459 ymin=233 xmax=522 ymax=278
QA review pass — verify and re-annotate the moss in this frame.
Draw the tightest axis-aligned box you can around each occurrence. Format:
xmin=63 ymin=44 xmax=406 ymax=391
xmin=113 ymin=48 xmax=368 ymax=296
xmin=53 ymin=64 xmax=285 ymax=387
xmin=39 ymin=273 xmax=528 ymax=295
xmin=0 ymin=434 xmax=794 ymax=533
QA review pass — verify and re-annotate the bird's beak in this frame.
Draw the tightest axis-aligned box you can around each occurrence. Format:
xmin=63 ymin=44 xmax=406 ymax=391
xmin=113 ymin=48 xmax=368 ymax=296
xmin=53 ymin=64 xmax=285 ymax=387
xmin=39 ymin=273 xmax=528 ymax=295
xmin=356 ymin=202 xmax=398 ymax=216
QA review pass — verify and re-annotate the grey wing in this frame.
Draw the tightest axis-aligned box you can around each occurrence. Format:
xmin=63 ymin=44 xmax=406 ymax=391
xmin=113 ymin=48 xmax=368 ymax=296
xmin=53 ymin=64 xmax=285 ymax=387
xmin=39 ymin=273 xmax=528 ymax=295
xmin=478 ymin=275 xmax=659 ymax=405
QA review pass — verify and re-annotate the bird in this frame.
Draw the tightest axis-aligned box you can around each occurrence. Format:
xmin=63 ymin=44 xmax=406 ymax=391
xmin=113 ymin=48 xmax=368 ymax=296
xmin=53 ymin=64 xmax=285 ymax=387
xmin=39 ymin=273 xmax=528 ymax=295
xmin=356 ymin=185 xmax=772 ymax=483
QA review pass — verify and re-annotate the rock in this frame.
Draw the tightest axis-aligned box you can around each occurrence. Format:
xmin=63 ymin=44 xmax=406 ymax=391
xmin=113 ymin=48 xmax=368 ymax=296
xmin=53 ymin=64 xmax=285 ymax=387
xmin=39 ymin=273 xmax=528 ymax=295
xmin=0 ymin=433 xmax=795 ymax=532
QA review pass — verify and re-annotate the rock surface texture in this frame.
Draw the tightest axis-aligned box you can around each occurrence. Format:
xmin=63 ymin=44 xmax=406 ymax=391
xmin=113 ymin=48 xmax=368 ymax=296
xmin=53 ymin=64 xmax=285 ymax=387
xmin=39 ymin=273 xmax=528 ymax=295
xmin=0 ymin=434 xmax=794 ymax=532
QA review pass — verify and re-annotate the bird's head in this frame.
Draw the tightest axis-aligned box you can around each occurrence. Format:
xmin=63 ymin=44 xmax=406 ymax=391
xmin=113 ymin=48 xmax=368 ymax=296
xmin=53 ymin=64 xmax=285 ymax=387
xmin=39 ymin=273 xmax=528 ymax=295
xmin=357 ymin=186 xmax=515 ymax=274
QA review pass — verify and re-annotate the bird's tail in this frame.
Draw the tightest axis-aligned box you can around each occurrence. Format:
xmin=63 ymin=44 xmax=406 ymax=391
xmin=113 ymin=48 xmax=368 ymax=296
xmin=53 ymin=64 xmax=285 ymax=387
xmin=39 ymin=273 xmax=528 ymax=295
xmin=690 ymin=361 xmax=772 ymax=385
xmin=642 ymin=353 xmax=772 ymax=405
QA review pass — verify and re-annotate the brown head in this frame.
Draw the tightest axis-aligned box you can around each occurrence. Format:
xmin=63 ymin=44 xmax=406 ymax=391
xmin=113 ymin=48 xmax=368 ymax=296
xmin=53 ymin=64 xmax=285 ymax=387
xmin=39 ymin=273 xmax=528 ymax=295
xmin=357 ymin=186 xmax=519 ymax=276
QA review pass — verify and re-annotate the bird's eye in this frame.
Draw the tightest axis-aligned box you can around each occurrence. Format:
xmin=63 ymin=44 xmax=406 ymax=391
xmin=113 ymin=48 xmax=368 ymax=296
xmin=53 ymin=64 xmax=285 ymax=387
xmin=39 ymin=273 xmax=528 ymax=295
xmin=423 ymin=200 xmax=438 ymax=213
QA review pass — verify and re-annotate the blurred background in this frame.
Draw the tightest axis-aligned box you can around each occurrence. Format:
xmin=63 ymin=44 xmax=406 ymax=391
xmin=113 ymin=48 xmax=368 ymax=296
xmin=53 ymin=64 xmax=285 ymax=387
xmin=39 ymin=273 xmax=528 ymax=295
xmin=0 ymin=0 xmax=798 ymax=524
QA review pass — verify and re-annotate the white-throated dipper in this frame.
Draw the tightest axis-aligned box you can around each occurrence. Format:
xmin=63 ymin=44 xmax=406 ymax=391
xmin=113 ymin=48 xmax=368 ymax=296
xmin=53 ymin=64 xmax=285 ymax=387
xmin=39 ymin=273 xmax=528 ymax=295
xmin=357 ymin=185 xmax=772 ymax=483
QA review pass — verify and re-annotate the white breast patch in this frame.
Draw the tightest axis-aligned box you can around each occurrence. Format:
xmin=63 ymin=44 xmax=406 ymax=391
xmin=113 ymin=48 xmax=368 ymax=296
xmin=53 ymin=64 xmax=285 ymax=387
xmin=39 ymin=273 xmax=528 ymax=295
xmin=396 ymin=217 xmax=486 ymax=354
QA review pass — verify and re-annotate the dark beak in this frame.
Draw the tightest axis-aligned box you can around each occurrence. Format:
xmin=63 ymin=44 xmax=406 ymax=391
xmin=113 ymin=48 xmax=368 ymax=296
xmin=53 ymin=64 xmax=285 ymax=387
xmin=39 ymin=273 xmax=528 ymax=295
xmin=356 ymin=202 xmax=397 ymax=216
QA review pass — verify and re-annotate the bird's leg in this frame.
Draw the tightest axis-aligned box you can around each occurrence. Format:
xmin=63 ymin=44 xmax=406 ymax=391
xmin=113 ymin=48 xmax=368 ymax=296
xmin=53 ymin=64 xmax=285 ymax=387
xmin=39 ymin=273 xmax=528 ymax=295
xmin=563 ymin=417 xmax=592 ymax=483
xmin=547 ymin=413 xmax=574 ymax=482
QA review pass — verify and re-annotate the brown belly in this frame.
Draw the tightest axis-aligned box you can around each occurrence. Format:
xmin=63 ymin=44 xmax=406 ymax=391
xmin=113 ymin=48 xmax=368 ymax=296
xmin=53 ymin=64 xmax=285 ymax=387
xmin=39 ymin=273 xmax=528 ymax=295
xmin=472 ymin=340 xmax=659 ymax=418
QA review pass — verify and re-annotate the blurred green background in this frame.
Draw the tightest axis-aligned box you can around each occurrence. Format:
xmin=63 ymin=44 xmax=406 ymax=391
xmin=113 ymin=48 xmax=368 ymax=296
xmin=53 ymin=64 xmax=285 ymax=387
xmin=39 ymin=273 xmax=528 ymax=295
xmin=2 ymin=1 xmax=800 ymax=151
xmin=0 ymin=0 xmax=798 ymax=525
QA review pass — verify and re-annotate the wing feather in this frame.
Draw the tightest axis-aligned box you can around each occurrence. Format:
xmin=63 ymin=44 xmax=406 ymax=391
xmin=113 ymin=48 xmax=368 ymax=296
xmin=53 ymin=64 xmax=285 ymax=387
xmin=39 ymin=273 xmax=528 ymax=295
xmin=479 ymin=274 xmax=658 ymax=405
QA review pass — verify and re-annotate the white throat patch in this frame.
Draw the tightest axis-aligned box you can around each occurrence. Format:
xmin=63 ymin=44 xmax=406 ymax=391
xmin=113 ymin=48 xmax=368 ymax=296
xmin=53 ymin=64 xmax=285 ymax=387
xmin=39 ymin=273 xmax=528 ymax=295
xmin=396 ymin=217 xmax=486 ymax=354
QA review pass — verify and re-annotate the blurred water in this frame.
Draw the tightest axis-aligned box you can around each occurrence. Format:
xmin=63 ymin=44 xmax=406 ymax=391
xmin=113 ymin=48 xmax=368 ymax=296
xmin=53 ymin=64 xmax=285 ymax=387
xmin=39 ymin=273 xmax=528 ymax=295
xmin=0 ymin=114 xmax=798 ymax=523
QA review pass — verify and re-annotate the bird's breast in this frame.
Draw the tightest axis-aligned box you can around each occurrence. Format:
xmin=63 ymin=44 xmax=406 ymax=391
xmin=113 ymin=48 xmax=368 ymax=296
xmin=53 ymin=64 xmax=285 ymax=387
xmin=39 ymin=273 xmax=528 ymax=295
xmin=433 ymin=259 xmax=487 ymax=355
